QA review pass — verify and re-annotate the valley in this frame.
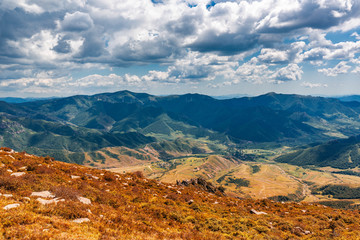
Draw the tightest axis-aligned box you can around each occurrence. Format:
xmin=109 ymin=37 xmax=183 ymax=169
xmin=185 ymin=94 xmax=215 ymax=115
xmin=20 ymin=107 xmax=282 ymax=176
xmin=2 ymin=90 xmax=360 ymax=208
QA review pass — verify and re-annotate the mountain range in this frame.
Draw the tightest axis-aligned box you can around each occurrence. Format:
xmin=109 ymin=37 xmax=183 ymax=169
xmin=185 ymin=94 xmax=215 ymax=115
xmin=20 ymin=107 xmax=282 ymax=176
xmin=2 ymin=90 xmax=360 ymax=164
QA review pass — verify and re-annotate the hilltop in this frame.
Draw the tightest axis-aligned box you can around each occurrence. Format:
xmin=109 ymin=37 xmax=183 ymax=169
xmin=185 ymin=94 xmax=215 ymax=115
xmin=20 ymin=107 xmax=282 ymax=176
xmin=1 ymin=148 xmax=360 ymax=239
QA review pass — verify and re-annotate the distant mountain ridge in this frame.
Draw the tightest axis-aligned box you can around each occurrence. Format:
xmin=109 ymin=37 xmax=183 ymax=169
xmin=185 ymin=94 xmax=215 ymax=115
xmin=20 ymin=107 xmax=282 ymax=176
xmin=337 ymin=95 xmax=360 ymax=103
xmin=16 ymin=91 xmax=360 ymax=143
xmin=2 ymin=90 xmax=360 ymax=163
xmin=0 ymin=97 xmax=56 ymax=103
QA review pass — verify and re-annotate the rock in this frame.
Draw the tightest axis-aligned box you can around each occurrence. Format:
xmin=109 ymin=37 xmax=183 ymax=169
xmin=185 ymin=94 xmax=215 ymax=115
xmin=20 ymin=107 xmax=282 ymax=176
xmin=36 ymin=198 xmax=64 ymax=205
xmin=71 ymin=175 xmax=80 ymax=179
xmin=188 ymin=199 xmax=194 ymax=204
xmin=19 ymin=166 xmax=27 ymax=171
xmin=250 ymin=209 xmax=268 ymax=215
xmin=4 ymin=203 xmax=20 ymax=210
xmin=11 ymin=172 xmax=25 ymax=177
xmin=3 ymin=194 xmax=13 ymax=198
xmin=73 ymin=218 xmax=90 ymax=223
xmin=294 ymin=226 xmax=311 ymax=236
xmin=7 ymin=169 xmax=13 ymax=173
xmin=31 ymin=191 xmax=55 ymax=198
xmin=78 ymin=196 xmax=91 ymax=205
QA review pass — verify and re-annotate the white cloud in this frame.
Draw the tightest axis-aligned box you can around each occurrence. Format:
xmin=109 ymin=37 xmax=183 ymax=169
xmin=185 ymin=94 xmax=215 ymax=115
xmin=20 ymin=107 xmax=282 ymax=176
xmin=70 ymin=74 xmax=123 ymax=87
xmin=235 ymin=58 xmax=272 ymax=84
xmin=301 ymin=81 xmax=328 ymax=88
xmin=351 ymin=32 xmax=360 ymax=40
xmin=258 ymin=48 xmax=288 ymax=64
xmin=1 ymin=0 xmax=360 ymax=96
xmin=139 ymin=51 xmax=239 ymax=83
xmin=61 ymin=12 xmax=94 ymax=32
xmin=318 ymin=61 xmax=351 ymax=76
xmin=272 ymin=64 xmax=303 ymax=82
xmin=352 ymin=66 xmax=360 ymax=74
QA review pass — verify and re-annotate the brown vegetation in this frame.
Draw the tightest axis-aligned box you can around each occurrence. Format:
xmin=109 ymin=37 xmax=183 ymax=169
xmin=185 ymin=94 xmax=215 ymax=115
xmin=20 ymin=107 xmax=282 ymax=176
xmin=0 ymin=148 xmax=360 ymax=239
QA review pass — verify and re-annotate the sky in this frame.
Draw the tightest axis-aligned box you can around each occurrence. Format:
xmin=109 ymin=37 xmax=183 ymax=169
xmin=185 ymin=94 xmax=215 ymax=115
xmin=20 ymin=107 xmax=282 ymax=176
xmin=0 ymin=0 xmax=360 ymax=97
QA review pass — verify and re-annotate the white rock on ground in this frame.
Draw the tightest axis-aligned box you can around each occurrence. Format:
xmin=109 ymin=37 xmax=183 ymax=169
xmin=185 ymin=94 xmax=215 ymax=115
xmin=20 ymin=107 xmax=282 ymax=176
xmin=31 ymin=191 xmax=55 ymax=198
xmin=3 ymin=194 xmax=13 ymax=198
xmin=72 ymin=218 xmax=90 ymax=223
xmin=250 ymin=209 xmax=268 ymax=215
xmin=36 ymin=198 xmax=65 ymax=205
xmin=71 ymin=175 xmax=80 ymax=179
xmin=78 ymin=196 xmax=91 ymax=205
xmin=3 ymin=203 xmax=20 ymax=210
xmin=11 ymin=172 xmax=25 ymax=177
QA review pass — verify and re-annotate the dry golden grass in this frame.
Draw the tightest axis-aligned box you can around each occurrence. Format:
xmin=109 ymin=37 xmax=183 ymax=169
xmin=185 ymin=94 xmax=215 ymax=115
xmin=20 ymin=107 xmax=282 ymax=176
xmin=1 ymin=147 xmax=360 ymax=239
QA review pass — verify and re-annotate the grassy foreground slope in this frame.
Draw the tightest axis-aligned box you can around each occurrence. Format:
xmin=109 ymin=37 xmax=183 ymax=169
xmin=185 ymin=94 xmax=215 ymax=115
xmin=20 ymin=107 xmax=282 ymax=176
xmin=1 ymin=148 xmax=360 ymax=239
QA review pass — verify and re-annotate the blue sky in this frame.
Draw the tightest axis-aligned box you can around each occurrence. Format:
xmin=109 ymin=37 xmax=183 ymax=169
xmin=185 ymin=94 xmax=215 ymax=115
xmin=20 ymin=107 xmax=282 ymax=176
xmin=0 ymin=0 xmax=360 ymax=97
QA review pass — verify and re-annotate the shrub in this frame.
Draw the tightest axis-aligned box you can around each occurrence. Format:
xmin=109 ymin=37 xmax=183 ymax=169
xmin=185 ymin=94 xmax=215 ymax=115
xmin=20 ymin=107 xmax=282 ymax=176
xmin=133 ymin=171 xmax=144 ymax=178
xmin=103 ymin=172 xmax=116 ymax=182
xmin=50 ymin=202 xmax=89 ymax=219
xmin=51 ymin=185 xmax=79 ymax=200
xmin=0 ymin=175 xmax=21 ymax=191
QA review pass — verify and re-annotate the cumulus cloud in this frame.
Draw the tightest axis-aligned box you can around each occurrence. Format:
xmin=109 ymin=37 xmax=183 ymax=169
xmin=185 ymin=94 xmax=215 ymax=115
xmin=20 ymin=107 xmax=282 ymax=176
xmin=61 ymin=12 xmax=94 ymax=32
xmin=351 ymin=32 xmax=360 ymax=40
xmin=318 ymin=61 xmax=352 ymax=76
xmin=301 ymin=81 xmax=328 ymax=88
xmin=1 ymin=0 xmax=360 ymax=95
xmin=272 ymin=64 xmax=303 ymax=82
xmin=139 ymin=52 xmax=238 ymax=83
xmin=235 ymin=58 xmax=272 ymax=84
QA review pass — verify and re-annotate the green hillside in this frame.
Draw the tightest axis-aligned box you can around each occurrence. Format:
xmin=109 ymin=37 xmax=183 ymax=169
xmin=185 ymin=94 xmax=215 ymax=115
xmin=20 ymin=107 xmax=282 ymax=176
xmin=0 ymin=115 xmax=155 ymax=163
xmin=17 ymin=91 xmax=360 ymax=144
xmin=275 ymin=135 xmax=360 ymax=168
xmin=2 ymin=90 xmax=360 ymax=167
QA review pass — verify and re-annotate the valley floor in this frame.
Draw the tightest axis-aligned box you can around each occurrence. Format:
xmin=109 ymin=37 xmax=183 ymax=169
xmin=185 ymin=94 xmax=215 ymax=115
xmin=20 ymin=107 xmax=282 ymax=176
xmin=107 ymin=147 xmax=360 ymax=208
